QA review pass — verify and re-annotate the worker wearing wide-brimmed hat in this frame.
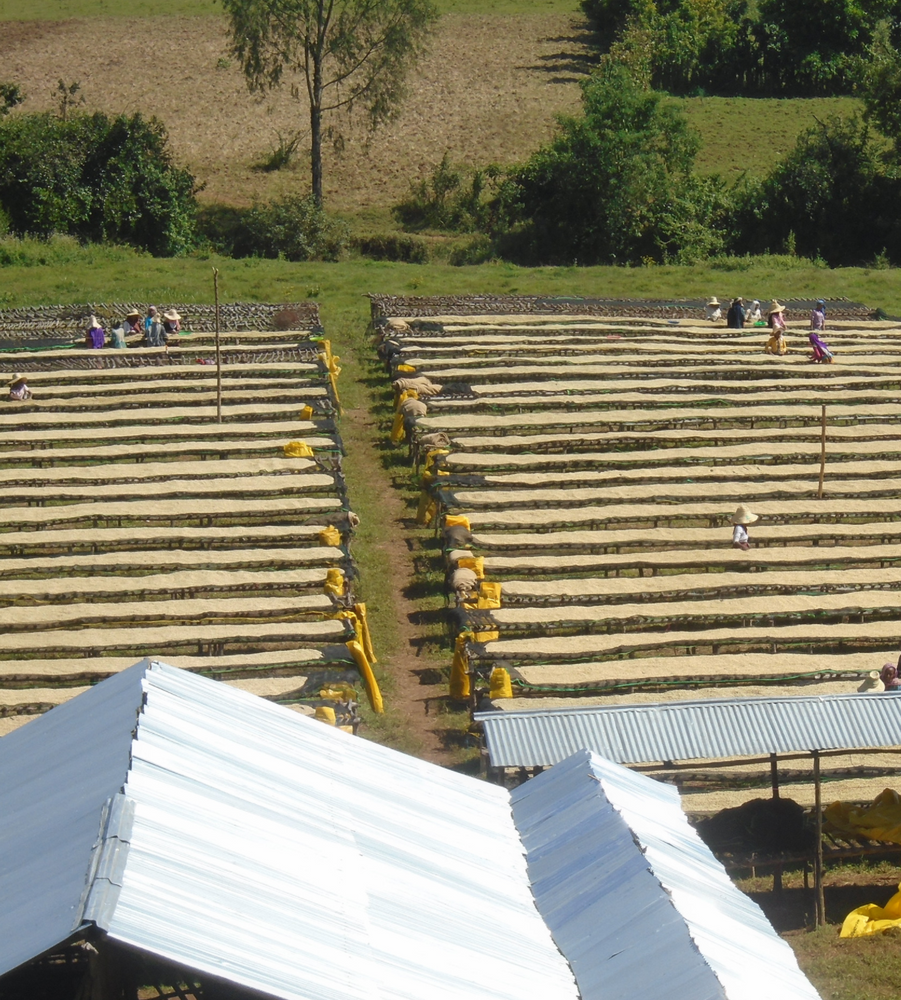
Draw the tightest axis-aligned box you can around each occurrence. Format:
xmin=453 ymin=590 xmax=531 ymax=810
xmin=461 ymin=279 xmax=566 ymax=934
xmin=731 ymin=504 xmax=758 ymax=550
xmin=7 ymin=373 xmax=31 ymax=401
xmin=162 ymin=309 xmax=181 ymax=337
xmin=705 ymin=297 xmax=722 ymax=322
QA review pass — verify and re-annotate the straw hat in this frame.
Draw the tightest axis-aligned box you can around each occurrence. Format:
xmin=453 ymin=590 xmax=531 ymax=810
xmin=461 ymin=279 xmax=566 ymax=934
xmin=163 ymin=309 xmax=181 ymax=322
xmin=858 ymin=670 xmax=885 ymax=693
xmin=125 ymin=310 xmax=141 ymax=322
xmin=766 ymin=300 xmax=785 ymax=316
xmin=8 ymin=374 xmax=21 ymax=386
xmin=89 ymin=315 xmax=100 ymax=327
xmin=731 ymin=504 xmax=759 ymax=525
xmin=707 ymin=297 xmax=720 ymax=307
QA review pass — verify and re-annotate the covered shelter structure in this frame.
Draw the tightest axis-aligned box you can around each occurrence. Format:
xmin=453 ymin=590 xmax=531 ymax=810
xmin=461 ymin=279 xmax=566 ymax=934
xmin=0 ymin=660 xmax=821 ymax=1000
xmin=476 ymin=693 xmax=901 ymax=924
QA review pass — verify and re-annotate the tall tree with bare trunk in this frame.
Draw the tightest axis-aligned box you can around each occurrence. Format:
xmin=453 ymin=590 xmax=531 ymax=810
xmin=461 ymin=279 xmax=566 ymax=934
xmin=222 ymin=0 xmax=438 ymax=205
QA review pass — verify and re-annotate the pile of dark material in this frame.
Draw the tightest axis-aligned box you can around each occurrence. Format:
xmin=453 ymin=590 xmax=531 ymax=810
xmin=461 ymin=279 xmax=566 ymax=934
xmin=0 ymin=302 xmax=321 ymax=340
xmin=695 ymin=797 xmax=816 ymax=858
xmin=369 ymin=294 xmax=877 ymax=323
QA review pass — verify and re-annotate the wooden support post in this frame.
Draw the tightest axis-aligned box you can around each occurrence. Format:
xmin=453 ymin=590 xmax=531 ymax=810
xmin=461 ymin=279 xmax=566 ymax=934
xmin=813 ymin=750 xmax=826 ymax=926
xmin=817 ymin=404 xmax=826 ymax=499
xmin=770 ymin=753 xmax=780 ymax=799
xmin=213 ymin=267 xmax=222 ymax=425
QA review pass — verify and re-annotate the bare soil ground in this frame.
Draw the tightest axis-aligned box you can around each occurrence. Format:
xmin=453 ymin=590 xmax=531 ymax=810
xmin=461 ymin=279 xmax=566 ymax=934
xmin=0 ymin=14 xmax=589 ymax=213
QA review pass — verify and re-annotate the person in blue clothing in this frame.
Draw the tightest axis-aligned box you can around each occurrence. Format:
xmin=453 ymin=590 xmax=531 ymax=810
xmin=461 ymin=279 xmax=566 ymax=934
xmin=726 ymin=297 xmax=745 ymax=329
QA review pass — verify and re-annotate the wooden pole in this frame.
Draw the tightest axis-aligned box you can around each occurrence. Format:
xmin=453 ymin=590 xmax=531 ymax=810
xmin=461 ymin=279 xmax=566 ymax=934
xmin=813 ymin=750 xmax=826 ymax=926
xmin=817 ymin=404 xmax=826 ymax=499
xmin=770 ymin=753 xmax=780 ymax=799
xmin=213 ymin=267 xmax=222 ymax=424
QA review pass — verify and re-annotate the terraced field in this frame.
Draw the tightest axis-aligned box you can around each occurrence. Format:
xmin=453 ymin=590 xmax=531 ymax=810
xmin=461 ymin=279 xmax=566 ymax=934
xmin=0 ymin=306 xmax=378 ymax=736
xmin=372 ymin=296 xmax=901 ymax=811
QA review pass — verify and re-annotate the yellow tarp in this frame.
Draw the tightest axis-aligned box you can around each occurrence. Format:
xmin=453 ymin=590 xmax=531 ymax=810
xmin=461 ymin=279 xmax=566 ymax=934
xmin=324 ymin=568 xmax=345 ymax=597
xmin=825 ymin=788 xmax=901 ymax=844
xmin=842 ymin=883 xmax=901 ymax=937
xmin=284 ymin=440 xmax=315 ymax=458
xmin=445 ymin=514 xmax=471 ymax=530
xmin=318 ymin=525 xmax=341 ymax=547
xmin=489 ymin=667 xmax=513 ymax=699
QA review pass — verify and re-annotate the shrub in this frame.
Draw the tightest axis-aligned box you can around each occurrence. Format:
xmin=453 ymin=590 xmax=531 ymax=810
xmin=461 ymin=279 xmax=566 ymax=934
xmin=237 ymin=195 xmax=348 ymax=262
xmin=353 ymin=232 xmax=430 ymax=263
xmin=393 ymin=153 xmax=500 ymax=233
xmin=0 ymin=111 xmax=197 ymax=255
xmin=504 ymin=64 xmax=703 ymax=265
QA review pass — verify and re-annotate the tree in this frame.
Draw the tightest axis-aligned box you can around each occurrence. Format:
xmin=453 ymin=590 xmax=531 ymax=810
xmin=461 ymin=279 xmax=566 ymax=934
xmin=858 ymin=20 xmax=901 ymax=156
xmin=0 ymin=112 xmax=197 ymax=255
xmin=733 ymin=115 xmax=901 ymax=264
xmin=222 ymin=0 xmax=439 ymax=205
xmin=0 ymin=83 xmax=24 ymax=117
xmin=504 ymin=63 xmax=704 ymax=264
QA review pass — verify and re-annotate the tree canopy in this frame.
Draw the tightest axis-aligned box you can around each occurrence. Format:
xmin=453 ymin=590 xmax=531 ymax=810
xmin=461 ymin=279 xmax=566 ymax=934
xmin=504 ymin=64 xmax=704 ymax=264
xmin=0 ymin=112 xmax=197 ymax=255
xmin=222 ymin=0 xmax=439 ymax=204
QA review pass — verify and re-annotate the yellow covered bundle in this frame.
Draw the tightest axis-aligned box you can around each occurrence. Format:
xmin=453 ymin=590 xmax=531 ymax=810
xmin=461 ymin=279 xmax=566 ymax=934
xmin=318 ymin=525 xmax=342 ymax=547
xmin=825 ymin=788 xmax=901 ymax=844
xmin=284 ymin=440 xmax=315 ymax=458
xmin=842 ymin=883 xmax=901 ymax=937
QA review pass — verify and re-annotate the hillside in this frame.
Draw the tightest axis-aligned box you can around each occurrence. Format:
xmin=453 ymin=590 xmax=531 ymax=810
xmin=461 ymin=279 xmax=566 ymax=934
xmin=0 ymin=7 xmax=861 ymax=224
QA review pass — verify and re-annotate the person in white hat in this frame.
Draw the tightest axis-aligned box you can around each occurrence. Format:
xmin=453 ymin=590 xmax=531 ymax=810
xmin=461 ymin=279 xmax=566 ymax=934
xmin=162 ymin=309 xmax=181 ymax=337
xmin=705 ymin=297 xmax=722 ymax=321
xmin=731 ymin=504 xmax=758 ymax=550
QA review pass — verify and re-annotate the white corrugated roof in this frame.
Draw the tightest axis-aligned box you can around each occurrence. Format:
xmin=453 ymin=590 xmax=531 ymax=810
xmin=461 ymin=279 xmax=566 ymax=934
xmin=476 ymin=693 xmax=901 ymax=768
xmin=0 ymin=662 xmax=822 ymax=1000
xmin=0 ymin=660 xmax=577 ymax=1000
xmin=512 ymin=750 xmax=822 ymax=1000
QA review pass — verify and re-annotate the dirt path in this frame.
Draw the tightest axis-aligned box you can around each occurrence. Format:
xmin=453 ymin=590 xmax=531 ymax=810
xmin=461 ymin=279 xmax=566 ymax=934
xmin=338 ymin=338 xmax=459 ymax=767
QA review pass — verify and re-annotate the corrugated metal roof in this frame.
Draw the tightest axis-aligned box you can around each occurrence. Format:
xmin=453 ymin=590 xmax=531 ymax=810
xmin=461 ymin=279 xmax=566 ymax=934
xmin=0 ymin=661 xmax=578 ymax=1000
xmin=0 ymin=662 xmax=143 ymax=977
xmin=511 ymin=750 xmax=823 ymax=1000
xmin=476 ymin=693 xmax=901 ymax=768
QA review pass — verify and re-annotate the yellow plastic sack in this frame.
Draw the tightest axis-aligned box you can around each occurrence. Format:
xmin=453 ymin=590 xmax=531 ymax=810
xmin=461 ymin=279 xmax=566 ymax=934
xmin=390 ymin=410 xmax=406 ymax=444
xmin=299 ymin=405 xmax=314 ymax=420
xmin=457 ymin=556 xmax=485 ymax=579
xmin=445 ymin=514 xmax=471 ymax=531
xmin=450 ymin=635 xmax=471 ymax=699
xmin=318 ymin=525 xmax=341 ymax=547
xmin=324 ymin=568 xmax=345 ymax=598
xmin=345 ymin=639 xmax=384 ymax=713
xmin=397 ymin=364 xmax=416 ymax=372
xmin=284 ymin=440 xmax=315 ymax=458
xmin=416 ymin=489 xmax=437 ymax=525
xmin=424 ymin=448 xmax=450 ymax=472
xmin=315 ymin=706 xmax=337 ymax=726
xmin=841 ymin=884 xmax=901 ymax=937
xmin=353 ymin=602 xmax=377 ymax=665
xmin=489 ymin=667 xmax=513 ymax=699
xmin=320 ymin=685 xmax=356 ymax=700
xmin=479 ymin=581 xmax=502 ymax=606
xmin=825 ymin=788 xmax=901 ymax=844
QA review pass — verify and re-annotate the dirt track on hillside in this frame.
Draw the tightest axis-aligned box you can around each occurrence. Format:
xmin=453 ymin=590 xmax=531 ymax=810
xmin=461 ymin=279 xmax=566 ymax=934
xmin=0 ymin=15 xmax=591 ymax=211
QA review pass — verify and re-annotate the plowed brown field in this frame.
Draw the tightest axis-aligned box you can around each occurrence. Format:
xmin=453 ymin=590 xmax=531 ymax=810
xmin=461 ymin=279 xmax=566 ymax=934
xmin=0 ymin=14 xmax=590 ymax=212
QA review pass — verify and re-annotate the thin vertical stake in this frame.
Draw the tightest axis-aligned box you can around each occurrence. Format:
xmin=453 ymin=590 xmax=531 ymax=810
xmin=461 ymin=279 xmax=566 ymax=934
xmin=213 ymin=267 xmax=222 ymax=424
xmin=817 ymin=404 xmax=826 ymax=499
xmin=813 ymin=750 xmax=825 ymax=926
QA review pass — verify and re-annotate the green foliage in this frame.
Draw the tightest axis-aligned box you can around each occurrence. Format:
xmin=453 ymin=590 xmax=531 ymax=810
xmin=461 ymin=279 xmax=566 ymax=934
xmin=0 ymin=111 xmax=197 ymax=255
xmin=503 ymin=64 xmax=710 ymax=264
xmin=0 ymin=83 xmax=24 ymax=117
xmin=858 ymin=21 xmax=901 ymax=157
xmin=734 ymin=115 xmax=901 ymax=265
xmin=222 ymin=0 xmax=439 ymax=204
xmin=237 ymin=195 xmax=349 ymax=261
xmin=0 ymin=233 xmax=145 ymax=267
xmin=585 ymin=0 xmax=901 ymax=96
xmin=352 ymin=232 xmax=430 ymax=263
xmin=393 ymin=154 xmax=501 ymax=232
